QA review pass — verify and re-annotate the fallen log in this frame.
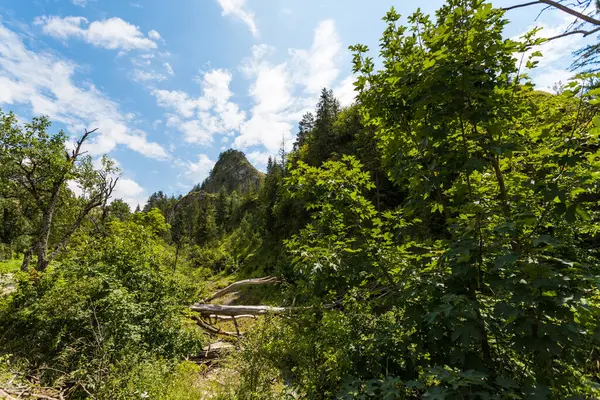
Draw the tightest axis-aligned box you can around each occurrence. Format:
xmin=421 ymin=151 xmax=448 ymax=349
xmin=191 ymin=304 xmax=288 ymax=316
xmin=204 ymin=276 xmax=279 ymax=303
xmin=209 ymin=314 xmax=257 ymax=321
xmin=0 ymin=388 xmax=61 ymax=400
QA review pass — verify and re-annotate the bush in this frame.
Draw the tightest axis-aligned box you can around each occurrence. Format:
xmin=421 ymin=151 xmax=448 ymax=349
xmin=0 ymin=219 xmax=204 ymax=396
xmin=188 ymin=245 xmax=235 ymax=273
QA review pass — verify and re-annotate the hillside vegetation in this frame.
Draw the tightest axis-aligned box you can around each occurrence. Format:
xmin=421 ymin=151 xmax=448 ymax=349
xmin=1 ymin=1 xmax=600 ymax=399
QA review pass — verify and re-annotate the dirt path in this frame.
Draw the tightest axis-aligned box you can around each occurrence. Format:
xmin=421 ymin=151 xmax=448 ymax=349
xmin=0 ymin=273 xmax=15 ymax=297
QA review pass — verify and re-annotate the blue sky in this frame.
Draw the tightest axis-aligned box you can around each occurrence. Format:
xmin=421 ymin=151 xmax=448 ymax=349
xmin=0 ymin=0 xmax=592 ymax=208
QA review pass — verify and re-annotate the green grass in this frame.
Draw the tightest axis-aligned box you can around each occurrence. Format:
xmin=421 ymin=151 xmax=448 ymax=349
xmin=0 ymin=257 xmax=22 ymax=274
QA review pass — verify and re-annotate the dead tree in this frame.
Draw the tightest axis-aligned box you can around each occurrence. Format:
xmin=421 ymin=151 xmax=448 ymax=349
xmin=191 ymin=276 xmax=283 ymax=345
xmin=203 ymin=276 xmax=279 ymax=302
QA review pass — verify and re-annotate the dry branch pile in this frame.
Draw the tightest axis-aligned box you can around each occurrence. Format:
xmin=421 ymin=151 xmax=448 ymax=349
xmin=191 ymin=276 xmax=284 ymax=358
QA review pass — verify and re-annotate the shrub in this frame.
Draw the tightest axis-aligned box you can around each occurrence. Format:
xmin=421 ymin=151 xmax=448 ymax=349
xmin=0 ymin=219 xmax=203 ymax=396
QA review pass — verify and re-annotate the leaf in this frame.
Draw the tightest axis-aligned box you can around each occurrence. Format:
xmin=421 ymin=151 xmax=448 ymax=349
xmin=495 ymin=253 xmax=518 ymax=268
xmin=424 ymin=387 xmax=447 ymax=400
xmin=575 ymin=205 xmax=591 ymax=221
xmin=533 ymin=235 xmax=559 ymax=247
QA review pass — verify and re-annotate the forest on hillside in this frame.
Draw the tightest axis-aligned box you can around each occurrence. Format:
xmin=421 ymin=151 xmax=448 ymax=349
xmin=1 ymin=0 xmax=600 ymax=399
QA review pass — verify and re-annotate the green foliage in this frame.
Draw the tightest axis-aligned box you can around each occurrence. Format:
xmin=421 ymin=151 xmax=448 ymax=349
xmin=0 ymin=256 xmax=21 ymax=274
xmin=0 ymin=110 xmax=119 ymax=271
xmin=3 ymin=1 xmax=600 ymax=398
xmin=0 ymin=217 xmax=203 ymax=396
xmin=223 ymin=1 xmax=600 ymax=399
xmin=106 ymin=198 xmax=132 ymax=222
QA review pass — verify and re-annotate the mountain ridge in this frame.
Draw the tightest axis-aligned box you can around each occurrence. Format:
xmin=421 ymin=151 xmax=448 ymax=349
xmin=200 ymin=149 xmax=264 ymax=195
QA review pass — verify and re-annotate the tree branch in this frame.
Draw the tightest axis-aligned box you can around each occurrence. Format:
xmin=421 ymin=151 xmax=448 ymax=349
xmin=70 ymin=128 xmax=98 ymax=161
xmin=193 ymin=316 xmax=244 ymax=337
xmin=504 ymin=0 xmax=600 ymax=26
xmin=204 ymin=276 xmax=280 ymax=303
xmin=191 ymin=304 xmax=289 ymax=316
xmin=545 ymin=25 xmax=600 ymax=41
xmin=47 ymin=177 xmax=118 ymax=262
xmin=503 ymin=1 xmax=542 ymax=11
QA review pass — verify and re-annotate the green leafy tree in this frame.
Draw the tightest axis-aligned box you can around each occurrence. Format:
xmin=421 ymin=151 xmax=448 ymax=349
xmin=301 ymin=89 xmax=341 ymax=166
xmin=0 ymin=215 xmax=202 ymax=396
xmin=0 ymin=111 xmax=119 ymax=271
xmin=195 ymin=200 xmax=218 ymax=245
xmin=344 ymin=0 xmax=600 ymax=396
xmin=215 ymin=187 xmax=230 ymax=230
xmin=106 ymin=198 xmax=132 ymax=222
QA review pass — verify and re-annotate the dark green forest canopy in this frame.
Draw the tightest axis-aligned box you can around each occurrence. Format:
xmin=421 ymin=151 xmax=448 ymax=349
xmin=0 ymin=0 xmax=599 ymax=399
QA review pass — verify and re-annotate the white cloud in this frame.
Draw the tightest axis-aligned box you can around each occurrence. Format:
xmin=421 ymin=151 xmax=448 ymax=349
xmin=335 ymin=75 xmax=356 ymax=107
xmin=233 ymin=19 xmax=343 ymax=154
xmin=532 ymin=68 xmax=572 ymax=92
xmin=67 ymin=160 xmax=145 ymax=210
xmin=133 ymin=69 xmax=167 ymax=83
xmin=183 ymin=154 xmax=215 ymax=183
xmin=154 ymin=90 xmax=205 ymax=118
xmin=0 ymin=22 xmax=168 ymax=160
xmin=166 ymin=115 xmax=213 ymax=144
xmin=150 ymin=19 xmax=346 ymax=164
xmin=246 ymin=150 xmax=272 ymax=167
xmin=164 ymin=62 xmax=174 ymax=75
xmin=152 ymin=119 xmax=163 ymax=129
xmin=232 ymin=20 xmax=344 ymax=153
xmin=513 ymin=11 xmax=584 ymax=90
xmin=72 ymin=0 xmax=87 ymax=6
xmin=217 ymin=0 xmax=258 ymax=37
xmin=35 ymin=16 xmax=160 ymax=51
xmin=112 ymin=178 xmax=146 ymax=209
xmin=148 ymin=29 xmax=161 ymax=41
xmin=152 ymin=69 xmax=245 ymax=145
xmin=290 ymin=19 xmax=341 ymax=94
xmin=36 ymin=16 xmax=88 ymax=40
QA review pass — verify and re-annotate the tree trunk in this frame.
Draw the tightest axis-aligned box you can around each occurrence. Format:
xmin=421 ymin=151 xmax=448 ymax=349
xmin=20 ymin=247 xmax=32 ymax=271
xmin=204 ymin=276 xmax=279 ymax=302
xmin=191 ymin=304 xmax=288 ymax=316
xmin=1 ymin=207 xmax=9 ymax=244
xmin=35 ymin=209 xmax=54 ymax=271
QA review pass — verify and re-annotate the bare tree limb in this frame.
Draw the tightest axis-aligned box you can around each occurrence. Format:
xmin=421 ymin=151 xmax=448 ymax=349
xmin=545 ymin=25 xmax=600 ymax=40
xmin=504 ymin=0 xmax=600 ymax=26
xmin=0 ymin=387 xmax=61 ymax=400
xmin=47 ymin=176 xmax=118 ymax=263
xmin=70 ymin=128 xmax=98 ymax=162
xmin=208 ymin=314 xmax=257 ymax=321
xmin=204 ymin=276 xmax=280 ymax=303
xmin=193 ymin=316 xmax=244 ymax=337
xmin=191 ymin=304 xmax=288 ymax=316
xmin=504 ymin=0 xmax=542 ymax=11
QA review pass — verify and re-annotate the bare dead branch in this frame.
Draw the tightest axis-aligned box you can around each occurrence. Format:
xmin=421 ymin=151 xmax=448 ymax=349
xmin=191 ymin=304 xmax=288 ymax=316
xmin=0 ymin=387 xmax=61 ymax=400
xmin=504 ymin=0 xmax=600 ymax=26
xmin=194 ymin=316 xmax=244 ymax=337
xmin=208 ymin=314 xmax=257 ymax=321
xmin=47 ymin=176 xmax=119 ymax=262
xmin=71 ymin=128 xmax=98 ymax=161
xmin=204 ymin=276 xmax=280 ymax=303
xmin=504 ymin=0 xmax=542 ymax=11
xmin=545 ymin=25 xmax=600 ymax=40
